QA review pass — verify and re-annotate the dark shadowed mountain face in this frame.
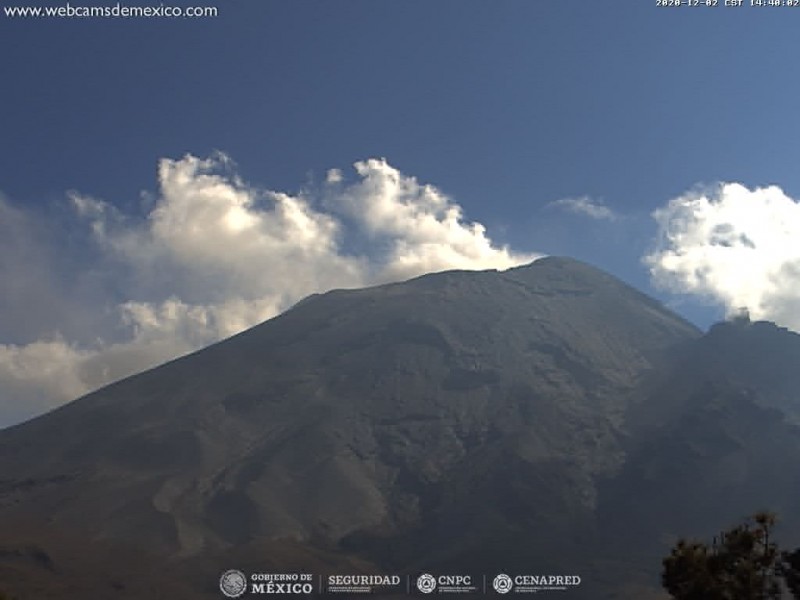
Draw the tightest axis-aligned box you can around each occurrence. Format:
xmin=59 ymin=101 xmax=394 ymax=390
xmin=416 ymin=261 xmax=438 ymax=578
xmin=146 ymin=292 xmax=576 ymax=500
xmin=2 ymin=257 xmax=799 ymax=599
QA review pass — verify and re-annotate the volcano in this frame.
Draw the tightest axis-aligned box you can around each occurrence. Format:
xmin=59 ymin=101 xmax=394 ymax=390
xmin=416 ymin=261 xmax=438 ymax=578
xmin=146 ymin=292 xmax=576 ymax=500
xmin=2 ymin=257 xmax=800 ymax=599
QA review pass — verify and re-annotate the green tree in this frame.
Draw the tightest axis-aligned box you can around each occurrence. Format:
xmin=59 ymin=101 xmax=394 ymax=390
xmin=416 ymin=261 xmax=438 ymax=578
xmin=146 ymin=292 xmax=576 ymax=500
xmin=662 ymin=512 xmax=793 ymax=599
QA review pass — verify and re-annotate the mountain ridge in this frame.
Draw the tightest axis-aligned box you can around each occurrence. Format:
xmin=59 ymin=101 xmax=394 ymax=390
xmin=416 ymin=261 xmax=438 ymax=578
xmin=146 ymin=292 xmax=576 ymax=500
xmin=4 ymin=256 xmax=797 ymax=600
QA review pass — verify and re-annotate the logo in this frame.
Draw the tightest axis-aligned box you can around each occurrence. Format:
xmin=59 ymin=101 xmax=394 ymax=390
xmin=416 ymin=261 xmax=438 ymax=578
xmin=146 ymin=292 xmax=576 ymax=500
xmin=416 ymin=574 xmax=478 ymax=594
xmin=493 ymin=573 xmax=513 ymax=594
xmin=249 ymin=572 xmax=314 ymax=594
xmin=219 ymin=569 xmax=248 ymax=598
xmin=417 ymin=573 xmax=437 ymax=594
xmin=504 ymin=574 xmax=582 ymax=594
xmin=326 ymin=574 xmax=403 ymax=594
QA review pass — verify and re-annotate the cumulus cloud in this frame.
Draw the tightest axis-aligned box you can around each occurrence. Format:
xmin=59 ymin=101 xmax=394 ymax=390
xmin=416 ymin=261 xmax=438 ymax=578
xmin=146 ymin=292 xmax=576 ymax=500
xmin=549 ymin=196 xmax=616 ymax=221
xmin=331 ymin=159 xmax=530 ymax=281
xmin=0 ymin=154 xmax=537 ymax=427
xmin=645 ymin=182 xmax=800 ymax=331
xmin=0 ymin=338 xmax=91 ymax=426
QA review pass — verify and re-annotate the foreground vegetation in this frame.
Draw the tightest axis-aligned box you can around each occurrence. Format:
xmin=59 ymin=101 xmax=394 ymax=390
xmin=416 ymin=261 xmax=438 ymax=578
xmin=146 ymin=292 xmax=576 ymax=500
xmin=663 ymin=512 xmax=800 ymax=599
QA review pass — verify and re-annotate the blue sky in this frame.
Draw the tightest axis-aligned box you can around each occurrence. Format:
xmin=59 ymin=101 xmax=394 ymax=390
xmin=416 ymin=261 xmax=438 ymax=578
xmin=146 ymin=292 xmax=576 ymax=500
xmin=3 ymin=0 xmax=800 ymax=425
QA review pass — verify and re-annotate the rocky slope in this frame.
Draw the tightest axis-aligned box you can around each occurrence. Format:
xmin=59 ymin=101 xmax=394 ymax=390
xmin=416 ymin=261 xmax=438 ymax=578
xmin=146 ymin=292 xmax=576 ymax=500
xmin=3 ymin=257 xmax=798 ymax=598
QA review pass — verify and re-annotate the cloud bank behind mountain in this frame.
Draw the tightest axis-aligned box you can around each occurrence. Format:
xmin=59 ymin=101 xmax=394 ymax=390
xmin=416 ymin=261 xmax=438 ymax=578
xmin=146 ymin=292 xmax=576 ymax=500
xmin=0 ymin=154 xmax=537 ymax=426
xmin=646 ymin=182 xmax=800 ymax=332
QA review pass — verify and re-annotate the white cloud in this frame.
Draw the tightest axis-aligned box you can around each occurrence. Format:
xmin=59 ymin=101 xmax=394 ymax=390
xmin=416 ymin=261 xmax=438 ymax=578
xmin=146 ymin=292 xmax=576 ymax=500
xmin=0 ymin=338 xmax=92 ymax=425
xmin=330 ymin=159 xmax=531 ymax=281
xmin=549 ymin=196 xmax=616 ymax=221
xmin=0 ymin=154 xmax=537 ymax=427
xmin=645 ymin=182 xmax=800 ymax=331
xmin=326 ymin=168 xmax=343 ymax=184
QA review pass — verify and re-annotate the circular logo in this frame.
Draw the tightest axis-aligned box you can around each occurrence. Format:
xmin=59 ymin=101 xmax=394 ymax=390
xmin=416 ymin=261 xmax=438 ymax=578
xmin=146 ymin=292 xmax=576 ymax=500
xmin=493 ymin=573 xmax=513 ymax=594
xmin=417 ymin=573 xmax=436 ymax=594
xmin=219 ymin=569 xmax=247 ymax=598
